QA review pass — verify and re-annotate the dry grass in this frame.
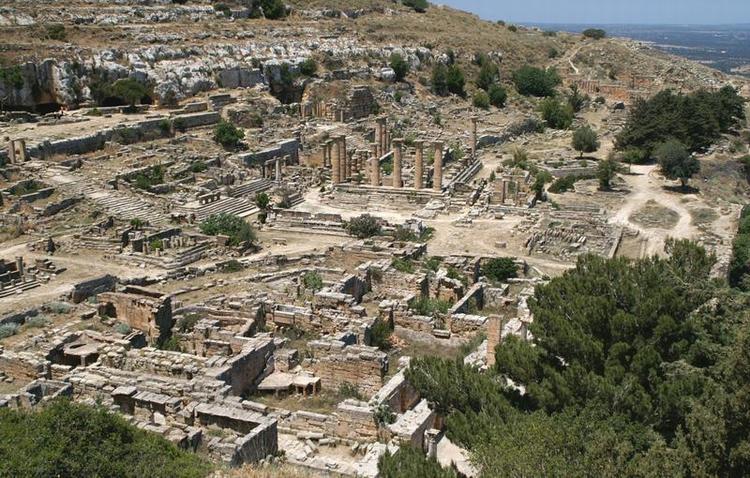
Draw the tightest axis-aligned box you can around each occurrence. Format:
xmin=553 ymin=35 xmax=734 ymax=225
xmin=220 ymin=462 xmax=315 ymax=478
xmin=630 ymin=200 xmax=680 ymax=229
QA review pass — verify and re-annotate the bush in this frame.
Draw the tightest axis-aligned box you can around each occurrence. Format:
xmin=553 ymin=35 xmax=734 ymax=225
xmin=45 ymin=23 xmax=67 ymax=41
xmin=582 ymin=28 xmax=606 ymax=40
xmin=476 ymin=62 xmax=500 ymax=91
xmin=508 ymin=25 xmax=518 ymax=32
xmin=0 ymin=65 xmax=24 ymax=89
xmin=177 ymin=314 xmax=200 ymax=333
xmin=488 ymin=84 xmax=507 ymax=108
xmin=597 ymin=158 xmax=618 ymax=190
xmin=26 ymin=316 xmax=49 ymax=329
xmin=111 ymin=78 xmax=148 ymax=109
xmin=159 ymin=336 xmax=182 ymax=352
xmin=391 ymin=257 xmax=415 ymax=273
xmin=410 ymin=297 xmax=452 ymax=316
xmin=113 ymin=323 xmax=132 ymax=335
xmin=539 ymin=97 xmax=574 ymax=129
xmin=402 ymin=0 xmax=428 ymax=12
xmin=213 ymin=120 xmax=244 ymax=150
xmin=473 ymin=90 xmax=490 ymax=109
xmin=213 ymin=3 xmax=231 ymax=17
xmin=512 ymin=66 xmax=561 ymax=97
xmin=432 ymin=63 xmax=465 ymax=96
xmin=346 ymin=214 xmax=382 ymax=238
xmin=0 ymin=323 xmax=19 ymax=339
xmin=482 ymin=257 xmax=518 ymax=282
xmin=370 ymin=318 xmax=393 ymax=351
xmin=0 ymin=399 xmax=212 ymax=478
xmin=45 ymin=301 xmax=72 ymax=314
xmin=374 ymin=404 xmax=396 ymax=426
xmin=302 ymin=271 xmax=324 ymax=291
xmin=199 ymin=213 xmax=256 ymax=246
xmin=390 ymin=53 xmax=410 ymax=82
xmin=572 ymin=125 xmax=600 ymax=157
xmin=190 ymin=161 xmax=207 ymax=173
xmin=338 ymin=382 xmax=363 ymax=400
xmin=379 ymin=445 xmax=456 ymax=478
xmin=548 ymin=174 xmax=592 ymax=194
xmin=567 ymin=84 xmax=587 ymax=112
xmin=132 ymin=165 xmax=164 ymax=190
xmin=299 ymin=58 xmax=317 ymax=77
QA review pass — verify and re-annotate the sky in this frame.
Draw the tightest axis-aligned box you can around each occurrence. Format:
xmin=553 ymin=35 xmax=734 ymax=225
xmin=437 ymin=0 xmax=750 ymax=25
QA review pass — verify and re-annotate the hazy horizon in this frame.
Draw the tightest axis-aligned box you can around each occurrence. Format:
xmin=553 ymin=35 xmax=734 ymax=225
xmin=437 ymin=0 xmax=750 ymax=26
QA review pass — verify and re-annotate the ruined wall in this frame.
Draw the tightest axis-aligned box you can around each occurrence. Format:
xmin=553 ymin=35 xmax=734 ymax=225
xmin=70 ymin=275 xmax=117 ymax=303
xmin=310 ymin=343 xmax=387 ymax=398
xmin=214 ymin=337 xmax=275 ymax=396
xmin=231 ymin=420 xmax=278 ymax=465
xmin=97 ymin=291 xmax=173 ymax=343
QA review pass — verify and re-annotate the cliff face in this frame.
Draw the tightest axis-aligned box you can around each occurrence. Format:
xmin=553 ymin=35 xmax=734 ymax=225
xmin=0 ymin=1 xmax=743 ymax=111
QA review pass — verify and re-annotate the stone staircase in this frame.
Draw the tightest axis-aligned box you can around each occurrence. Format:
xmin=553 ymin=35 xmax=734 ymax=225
xmin=229 ymin=178 xmax=273 ymax=199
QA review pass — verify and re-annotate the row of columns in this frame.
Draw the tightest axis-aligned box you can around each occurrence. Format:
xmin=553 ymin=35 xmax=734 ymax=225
xmin=369 ymin=139 xmax=443 ymax=191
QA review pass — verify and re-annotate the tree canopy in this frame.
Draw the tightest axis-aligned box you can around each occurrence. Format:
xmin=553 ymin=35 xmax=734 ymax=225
xmin=655 ymin=139 xmax=700 ymax=188
xmin=572 ymin=125 xmax=600 ymax=157
xmin=616 ymin=87 xmax=745 ymax=156
xmin=401 ymin=240 xmax=750 ymax=476
xmin=199 ymin=213 xmax=255 ymax=246
xmin=540 ymin=97 xmax=574 ymax=129
xmin=0 ymin=399 xmax=212 ymax=478
xmin=512 ymin=66 xmax=561 ymax=97
xmin=390 ymin=53 xmax=410 ymax=82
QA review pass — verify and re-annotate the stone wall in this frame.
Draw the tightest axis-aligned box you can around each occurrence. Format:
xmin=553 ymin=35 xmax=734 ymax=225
xmin=70 ymin=274 xmax=117 ymax=303
xmin=97 ymin=288 xmax=173 ymax=343
xmin=309 ymin=342 xmax=387 ymax=399
xmin=239 ymin=139 xmax=300 ymax=167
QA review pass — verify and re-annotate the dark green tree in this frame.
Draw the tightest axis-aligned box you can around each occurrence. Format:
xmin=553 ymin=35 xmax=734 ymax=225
xmin=539 ymin=97 xmax=574 ymax=129
xmin=655 ymin=139 xmax=700 ymax=189
xmin=572 ymin=125 xmax=600 ymax=157
xmin=512 ymin=66 xmax=561 ymax=97
xmin=390 ymin=53 xmax=410 ymax=82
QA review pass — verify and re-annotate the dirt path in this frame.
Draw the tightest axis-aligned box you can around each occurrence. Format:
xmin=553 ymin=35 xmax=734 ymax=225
xmin=609 ymin=164 xmax=698 ymax=256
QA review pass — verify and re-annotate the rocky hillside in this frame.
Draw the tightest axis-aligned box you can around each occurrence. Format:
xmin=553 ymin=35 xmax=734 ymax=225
xmin=0 ymin=0 xmax=744 ymax=112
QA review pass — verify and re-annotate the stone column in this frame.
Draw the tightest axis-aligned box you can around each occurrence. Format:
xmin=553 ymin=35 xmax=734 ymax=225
xmin=7 ymin=141 xmax=16 ymax=164
xmin=414 ymin=141 xmax=424 ymax=190
xmin=433 ymin=141 xmax=443 ymax=191
xmin=470 ymin=116 xmax=478 ymax=162
xmin=332 ymin=139 xmax=341 ymax=184
xmin=339 ymin=136 xmax=349 ymax=180
xmin=15 ymin=257 xmax=23 ymax=277
xmin=377 ymin=117 xmax=387 ymax=155
xmin=370 ymin=143 xmax=380 ymax=186
xmin=275 ymin=158 xmax=282 ymax=182
xmin=392 ymin=138 xmax=403 ymax=189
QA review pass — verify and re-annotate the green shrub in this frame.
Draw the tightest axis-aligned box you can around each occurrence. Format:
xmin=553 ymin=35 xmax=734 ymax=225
xmin=302 ymin=271 xmax=324 ymax=291
xmin=45 ymin=23 xmax=67 ymax=41
xmin=476 ymin=62 xmax=500 ymax=92
xmin=0 ymin=65 xmax=24 ymax=89
xmin=132 ymin=165 xmax=164 ymax=190
xmin=482 ymin=257 xmax=518 ymax=282
xmin=299 ymin=58 xmax=317 ymax=76
xmin=425 ymin=256 xmax=442 ymax=272
xmin=0 ymin=323 xmax=19 ymax=339
xmin=338 ymin=382 xmax=363 ymax=400
xmin=158 ymin=119 xmax=172 ymax=136
xmin=508 ymin=25 xmax=518 ymax=32
xmin=113 ymin=323 xmax=132 ymax=335
xmin=213 ymin=3 xmax=231 ymax=17
xmin=26 ymin=316 xmax=49 ymax=329
xmin=199 ymin=213 xmax=256 ymax=246
xmin=402 ymin=0 xmax=428 ymax=12
xmin=548 ymin=175 xmax=587 ymax=193
xmin=582 ymin=28 xmax=606 ymax=40
xmin=379 ymin=445 xmax=456 ymax=478
xmin=431 ymin=63 xmax=465 ymax=97
xmin=512 ymin=65 xmax=561 ymax=97
xmin=390 ymin=53 xmax=410 ymax=82
xmin=391 ymin=257 xmax=415 ymax=273
xmin=473 ymin=90 xmax=490 ymax=109
xmin=488 ymin=84 xmax=507 ymax=108
xmin=374 ymin=404 xmax=397 ymax=426
xmin=539 ymin=97 xmax=574 ymax=129
xmin=159 ymin=336 xmax=182 ymax=352
xmin=346 ymin=214 xmax=382 ymax=238
xmin=410 ymin=297 xmax=452 ymax=316
xmin=111 ymin=78 xmax=148 ymax=110
xmin=190 ymin=161 xmax=207 ymax=173
xmin=177 ymin=314 xmax=201 ymax=333
xmin=213 ymin=120 xmax=245 ymax=150
xmin=0 ymin=399 xmax=213 ymax=477
xmin=370 ymin=318 xmax=393 ymax=351
xmin=45 ymin=302 xmax=72 ymax=314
